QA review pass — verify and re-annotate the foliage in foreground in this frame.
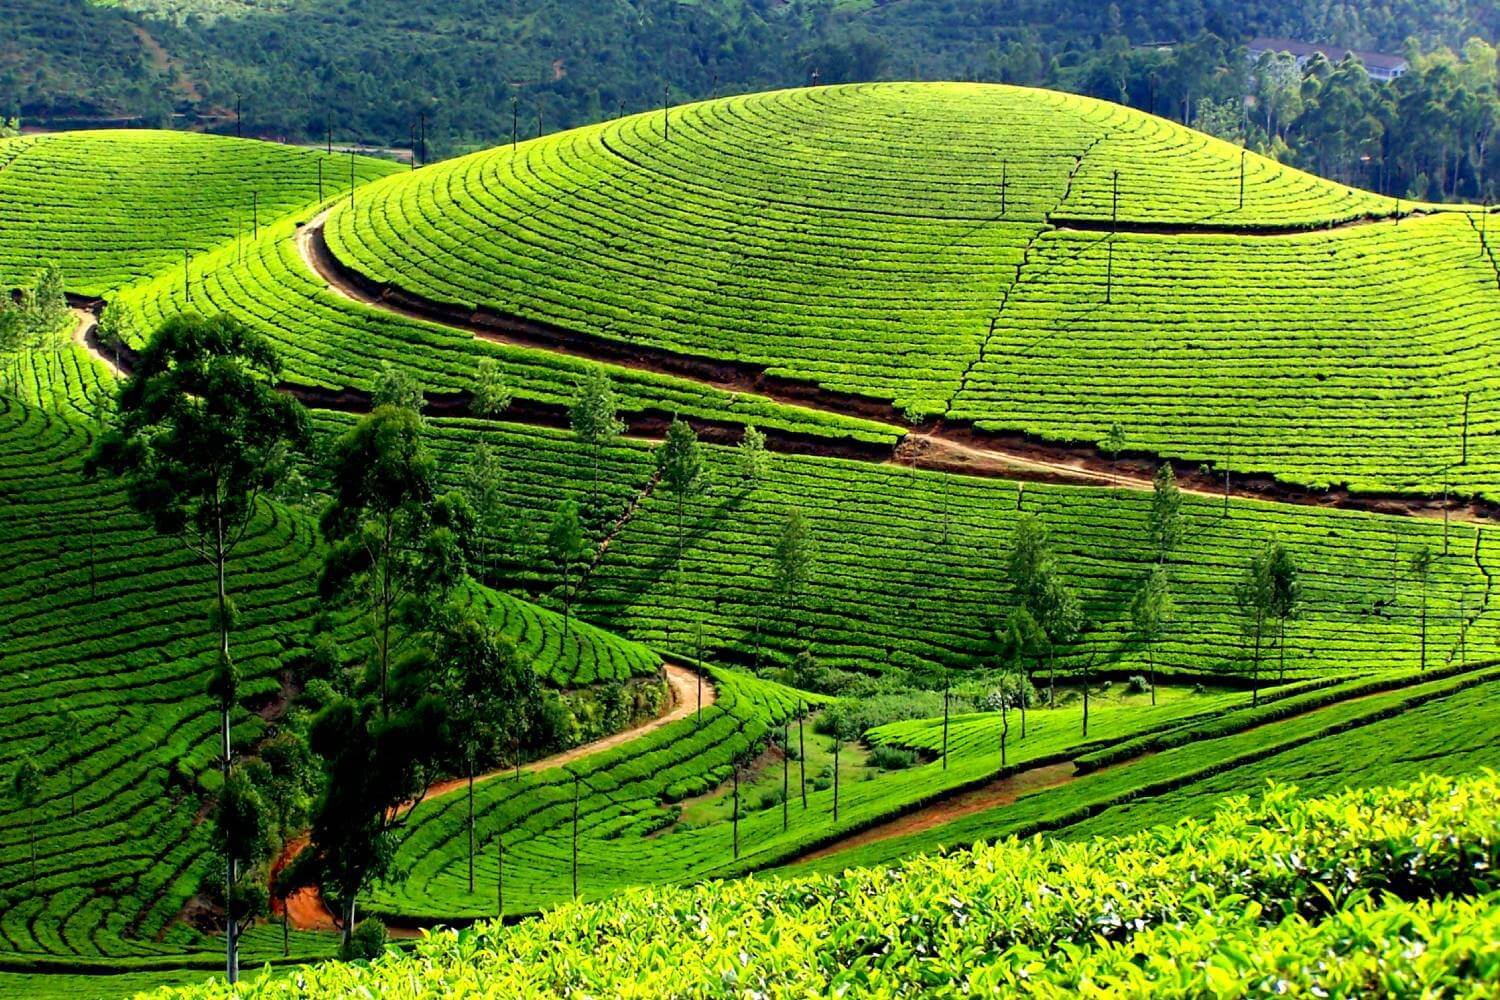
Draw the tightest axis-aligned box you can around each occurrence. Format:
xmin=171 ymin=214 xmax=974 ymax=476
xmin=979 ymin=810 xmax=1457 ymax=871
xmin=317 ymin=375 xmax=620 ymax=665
xmin=149 ymin=772 xmax=1499 ymax=998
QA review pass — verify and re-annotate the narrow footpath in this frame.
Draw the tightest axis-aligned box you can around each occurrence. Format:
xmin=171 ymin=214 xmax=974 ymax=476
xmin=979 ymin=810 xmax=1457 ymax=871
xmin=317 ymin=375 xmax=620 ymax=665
xmin=271 ymin=662 xmax=715 ymax=932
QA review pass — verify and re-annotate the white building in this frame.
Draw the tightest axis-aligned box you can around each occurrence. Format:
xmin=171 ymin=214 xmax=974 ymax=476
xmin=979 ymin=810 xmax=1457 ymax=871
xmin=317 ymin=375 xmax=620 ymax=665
xmin=1248 ymin=37 xmax=1409 ymax=83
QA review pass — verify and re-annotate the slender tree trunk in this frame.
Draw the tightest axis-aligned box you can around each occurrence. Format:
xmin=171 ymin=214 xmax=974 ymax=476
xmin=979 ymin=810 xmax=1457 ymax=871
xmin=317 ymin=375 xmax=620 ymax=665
xmin=467 ymin=762 xmax=476 ymax=893
xmin=282 ymin=895 xmax=289 ymax=957
xmin=832 ymin=740 xmax=840 ymax=822
xmin=380 ymin=514 xmax=394 ymax=718
xmin=732 ymin=765 xmax=740 ymax=859
xmin=497 ymin=833 xmax=504 ymax=917
xmin=1148 ymin=644 xmax=1157 ymax=706
xmin=782 ymin=721 xmax=789 ymax=832
xmin=571 ymin=777 xmax=579 ymax=899
xmin=941 ymin=684 xmax=949 ymax=770
xmin=214 ymin=520 xmax=238 ymax=986
xmin=1252 ymin=621 xmax=1262 ymax=708
xmin=1081 ymin=659 xmax=1090 ymax=737
xmin=1000 ymin=686 xmax=1009 ymax=768
xmin=798 ymin=708 xmax=807 ymax=808
xmin=1420 ymin=585 xmax=1427 ymax=671
xmin=1048 ymin=651 xmax=1055 ymax=709
xmin=1019 ymin=661 xmax=1028 ymax=740
xmin=1279 ymin=620 xmax=1286 ymax=682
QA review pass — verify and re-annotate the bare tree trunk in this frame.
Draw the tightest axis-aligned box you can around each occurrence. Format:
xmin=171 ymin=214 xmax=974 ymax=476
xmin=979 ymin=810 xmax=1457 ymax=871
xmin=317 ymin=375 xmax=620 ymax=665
xmin=1252 ymin=622 xmax=1262 ymax=708
xmin=798 ymin=707 xmax=807 ymax=809
xmin=467 ymin=764 xmax=476 ymax=892
xmin=1148 ymin=644 xmax=1157 ymax=706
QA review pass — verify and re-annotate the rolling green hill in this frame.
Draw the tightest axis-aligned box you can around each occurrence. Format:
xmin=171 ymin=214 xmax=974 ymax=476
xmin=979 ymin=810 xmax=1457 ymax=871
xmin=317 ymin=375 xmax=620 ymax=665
xmin=0 ymin=345 xmax=667 ymax=982
xmin=1 ymin=90 xmax=1499 ymax=997
xmin=0 ymin=131 xmax=400 ymax=295
xmin=311 ymin=82 xmax=1500 ymax=496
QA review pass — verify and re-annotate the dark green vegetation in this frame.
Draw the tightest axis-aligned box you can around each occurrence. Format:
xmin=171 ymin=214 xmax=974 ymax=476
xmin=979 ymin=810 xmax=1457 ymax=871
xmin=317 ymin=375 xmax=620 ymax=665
xmin=5 ymin=3 xmax=1497 ymax=200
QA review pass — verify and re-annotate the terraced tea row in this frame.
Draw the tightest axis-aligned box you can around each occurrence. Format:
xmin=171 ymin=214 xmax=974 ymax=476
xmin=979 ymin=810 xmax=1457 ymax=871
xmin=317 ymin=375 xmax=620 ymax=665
xmin=145 ymin=773 xmax=1500 ymax=998
xmin=950 ymin=212 xmax=1500 ymax=496
xmin=0 ymin=131 xmax=400 ymax=296
xmin=109 ymin=216 xmax=898 ymax=446
xmin=324 ymin=83 xmax=1399 ymax=423
xmin=797 ymin=666 xmax=1500 ymax=873
xmin=380 ymin=417 xmax=1497 ymax=681
xmin=0 ymin=383 xmax=327 ymax=966
xmin=0 ymin=348 xmax=666 ymax=972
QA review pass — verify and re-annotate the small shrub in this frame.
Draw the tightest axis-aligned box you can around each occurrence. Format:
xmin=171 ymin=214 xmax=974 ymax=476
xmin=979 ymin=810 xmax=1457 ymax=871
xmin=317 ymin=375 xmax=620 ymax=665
xmin=340 ymin=918 xmax=386 ymax=962
xmin=1125 ymin=675 xmax=1149 ymax=695
xmin=756 ymin=787 xmax=785 ymax=811
xmin=869 ymin=745 xmax=917 ymax=771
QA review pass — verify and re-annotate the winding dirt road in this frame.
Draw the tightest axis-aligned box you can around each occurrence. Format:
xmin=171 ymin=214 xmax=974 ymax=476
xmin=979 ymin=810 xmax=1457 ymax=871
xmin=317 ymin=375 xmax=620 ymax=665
xmin=285 ymin=219 xmax=1496 ymax=523
xmin=272 ymin=662 xmax=714 ymax=932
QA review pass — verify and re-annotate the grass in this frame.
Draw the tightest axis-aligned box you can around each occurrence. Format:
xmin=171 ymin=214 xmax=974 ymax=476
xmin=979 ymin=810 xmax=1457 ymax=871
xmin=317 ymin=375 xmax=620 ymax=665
xmin=793 ymin=666 xmax=1500 ymax=874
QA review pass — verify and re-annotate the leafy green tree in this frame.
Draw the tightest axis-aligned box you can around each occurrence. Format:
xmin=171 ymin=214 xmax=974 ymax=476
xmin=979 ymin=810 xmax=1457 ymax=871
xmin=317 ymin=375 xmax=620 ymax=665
xmin=656 ymin=417 xmax=705 ymax=637
xmin=771 ymin=509 xmax=815 ymax=653
xmin=996 ymin=605 xmax=1045 ymax=743
xmin=569 ymin=371 xmax=625 ymax=521
xmin=85 ymin=313 xmax=308 ymax=984
xmin=430 ymin=612 xmax=538 ymax=892
xmin=1236 ymin=541 xmax=1277 ymax=706
xmin=1149 ymin=464 xmax=1184 ymax=561
xmin=469 ymin=358 xmax=512 ymax=417
xmin=259 ymin=729 xmax=319 ymax=956
xmin=1194 ymin=96 xmax=1244 ymax=143
xmin=1267 ymin=541 xmax=1301 ymax=682
xmin=33 ymin=263 xmax=67 ymax=334
xmin=1130 ymin=565 xmax=1173 ymax=706
xmin=217 ymin=766 xmax=273 ymax=980
xmin=372 ymin=363 xmax=425 ymax=414
xmin=10 ymin=759 xmax=42 ymax=888
xmin=318 ymin=405 xmax=471 ymax=716
xmin=1007 ymin=514 xmax=1082 ymax=707
xmin=547 ymin=499 xmax=587 ymax=640
xmin=301 ymin=684 xmax=445 ymax=951
xmin=1410 ymin=545 xmax=1434 ymax=671
xmin=737 ymin=424 xmax=769 ymax=484
xmin=1102 ymin=421 xmax=1128 ymax=461
xmin=462 ymin=442 xmax=506 ymax=585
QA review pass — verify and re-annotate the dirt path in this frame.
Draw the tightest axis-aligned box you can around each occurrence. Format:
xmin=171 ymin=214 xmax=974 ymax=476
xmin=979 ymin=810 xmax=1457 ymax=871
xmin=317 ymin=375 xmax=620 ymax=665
xmin=70 ymin=307 xmax=124 ymax=379
xmin=273 ymin=661 xmax=715 ymax=931
xmin=422 ymin=661 xmax=714 ymax=801
xmin=796 ymin=761 xmax=1077 ymax=864
xmin=290 ymin=217 xmax=1494 ymax=525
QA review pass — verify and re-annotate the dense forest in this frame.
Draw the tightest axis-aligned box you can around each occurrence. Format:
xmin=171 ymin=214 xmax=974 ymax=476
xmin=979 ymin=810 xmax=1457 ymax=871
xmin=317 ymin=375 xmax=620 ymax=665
xmin=2 ymin=1 xmax=1498 ymax=197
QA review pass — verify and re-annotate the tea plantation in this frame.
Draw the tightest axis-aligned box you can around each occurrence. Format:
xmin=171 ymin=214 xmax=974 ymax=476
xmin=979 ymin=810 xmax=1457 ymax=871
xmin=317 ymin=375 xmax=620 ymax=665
xmin=0 ymin=132 xmax=400 ymax=296
xmin=0 ymin=81 xmax=1497 ymax=997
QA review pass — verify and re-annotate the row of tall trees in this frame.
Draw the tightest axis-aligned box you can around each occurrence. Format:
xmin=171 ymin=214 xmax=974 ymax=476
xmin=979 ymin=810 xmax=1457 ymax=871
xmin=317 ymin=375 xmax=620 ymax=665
xmin=85 ymin=315 xmax=549 ymax=978
xmin=1053 ymin=30 xmax=1500 ymax=201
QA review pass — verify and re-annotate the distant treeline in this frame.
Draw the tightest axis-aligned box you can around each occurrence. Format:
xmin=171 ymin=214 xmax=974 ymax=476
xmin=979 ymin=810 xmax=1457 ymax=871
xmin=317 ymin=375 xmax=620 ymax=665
xmin=3 ymin=1 xmax=1497 ymax=198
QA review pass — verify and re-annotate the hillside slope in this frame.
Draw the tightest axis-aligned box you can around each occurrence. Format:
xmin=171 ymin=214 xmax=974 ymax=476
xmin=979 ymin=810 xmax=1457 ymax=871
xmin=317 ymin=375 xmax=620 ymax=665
xmin=0 ymin=132 xmax=399 ymax=295
xmin=311 ymin=82 xmax=1500 ymax=496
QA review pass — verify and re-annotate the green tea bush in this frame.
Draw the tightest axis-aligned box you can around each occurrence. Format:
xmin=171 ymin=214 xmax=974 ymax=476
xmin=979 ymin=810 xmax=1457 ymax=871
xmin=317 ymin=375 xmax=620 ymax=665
xmin=147 ymin=773 xmax=1500 ymax=998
